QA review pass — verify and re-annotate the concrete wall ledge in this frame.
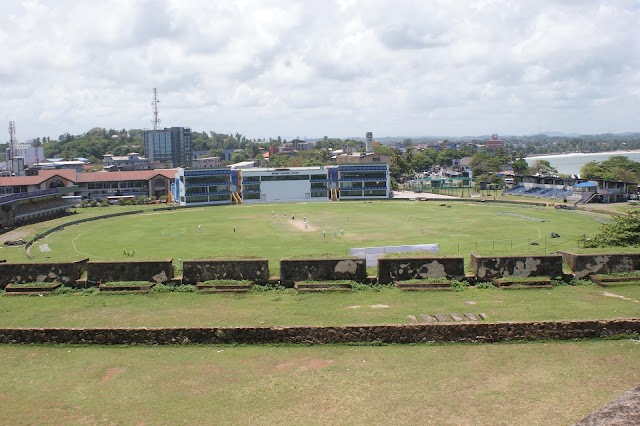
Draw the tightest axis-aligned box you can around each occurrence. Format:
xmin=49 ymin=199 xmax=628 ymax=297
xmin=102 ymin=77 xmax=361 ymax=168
xmin=0 ymin=319 xmax=637 ymax=345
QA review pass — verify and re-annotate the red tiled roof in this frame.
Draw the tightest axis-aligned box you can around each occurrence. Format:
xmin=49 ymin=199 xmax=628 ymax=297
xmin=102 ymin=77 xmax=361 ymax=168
xmin=0 ymin=169 xmax=77 ymax=186
xmin=74 ymin=169 xmax=178 ymax=182
xmin=0 ymin=168 xmax=178 ymax=187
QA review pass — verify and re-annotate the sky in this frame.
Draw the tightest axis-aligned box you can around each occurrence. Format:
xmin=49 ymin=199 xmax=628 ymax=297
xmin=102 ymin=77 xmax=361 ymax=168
xmin=1 ymin=0 xmax=639 ymax=142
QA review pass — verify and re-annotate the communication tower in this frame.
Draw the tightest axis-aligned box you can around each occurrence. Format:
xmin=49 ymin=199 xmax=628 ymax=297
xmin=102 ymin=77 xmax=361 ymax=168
xmin=151 ymin=88 xmax=161 ymax=130
xmin=8 ymin=121 xmax=16 ymax=172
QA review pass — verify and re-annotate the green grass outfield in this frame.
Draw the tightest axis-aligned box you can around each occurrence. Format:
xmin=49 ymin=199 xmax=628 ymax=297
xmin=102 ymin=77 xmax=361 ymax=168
xmin=6 ymin=201 xmax=613 ymax=271
xmin=1 ymin=285 xmax=639 ymax=328
xmin=0 ymin=340 xmax=638 ymax=425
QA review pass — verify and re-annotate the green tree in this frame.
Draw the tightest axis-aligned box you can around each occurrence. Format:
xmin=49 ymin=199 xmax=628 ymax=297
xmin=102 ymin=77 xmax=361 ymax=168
xmin=580 ymin=156 xmax=640 ymax=183
xmin=511 ymin=158 xmax=529 ymax=175
xmin=231 ymin=152 xmax=247 ymax=163
xmin=528 ymin=159 xmax=558 ymax=176
xmin=585 ymin=210 xmax=640 ymax=247
xmin=580 ymin=161 xmax=608 ymax=180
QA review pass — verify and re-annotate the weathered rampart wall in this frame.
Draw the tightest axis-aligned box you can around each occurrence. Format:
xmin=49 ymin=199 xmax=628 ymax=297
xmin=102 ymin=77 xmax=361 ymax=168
xmin=471 ymin=252 xmax=563 ymax=281
xmin=560 ymin=252 xmax=640 ymax=279
xmin=0 ymin=259 xmax=87 ymax=289
xmin=0 ymin=319 xmax=637 ymax=345
xmin=182 ymin=259 xmax=269 ymax=284
xmin=86 ymin=259 xmax=173 ymax=284
xmin=280 ymin=258 xmax=367 ymax=287
xmin=377 ymin=256 xmax=465 ymax=284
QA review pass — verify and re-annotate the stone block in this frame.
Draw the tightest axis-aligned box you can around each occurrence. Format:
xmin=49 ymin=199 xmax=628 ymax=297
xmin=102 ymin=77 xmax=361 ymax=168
xmin=182 ymin=259 xmax=269 ymax=285
xmin=279 ymin=258 xmax=367 ymax=287
xmin=377 ymin=256 xmax=465 ymax=284
xmin=87 ymin=259 xmax=173 ymax=284
xmin=471 ymin=252 xmax=563 ymax=281
xmin=560 ymin=251 xmax=640 ymax=279
xmin=0 ymin=259 xmax=88 ymax=289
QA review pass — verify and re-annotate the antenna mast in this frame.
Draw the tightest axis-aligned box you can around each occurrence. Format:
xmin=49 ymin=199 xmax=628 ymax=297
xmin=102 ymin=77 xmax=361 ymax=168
xmin=8 ymin=121 xmax=16 ymax=172
xmin=151 ymin=88 xmax=160 ymax=130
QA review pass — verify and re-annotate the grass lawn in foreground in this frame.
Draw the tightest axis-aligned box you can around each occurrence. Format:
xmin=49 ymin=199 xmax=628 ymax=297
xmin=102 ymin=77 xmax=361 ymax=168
xmin=1 ymin=285 xmax=638 ymax=328
xmin=0 ymin=340 xmax=638 ymax=425
xmin=7 ymin=201 xmax=606 ymax=271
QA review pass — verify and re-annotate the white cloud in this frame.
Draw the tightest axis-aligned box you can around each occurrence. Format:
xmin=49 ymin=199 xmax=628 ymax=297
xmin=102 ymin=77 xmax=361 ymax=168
xmin=0 ymin=0 xmax=638 ymax=141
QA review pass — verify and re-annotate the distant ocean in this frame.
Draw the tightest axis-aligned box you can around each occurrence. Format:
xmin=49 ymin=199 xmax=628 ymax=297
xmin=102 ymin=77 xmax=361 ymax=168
xmin=525 ymin=151 xmax=640 ymax=176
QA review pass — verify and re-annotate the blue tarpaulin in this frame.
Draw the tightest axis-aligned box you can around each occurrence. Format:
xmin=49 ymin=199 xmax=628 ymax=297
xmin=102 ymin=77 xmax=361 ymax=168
xmin=574 ymin=181 xmax=598 ymax=188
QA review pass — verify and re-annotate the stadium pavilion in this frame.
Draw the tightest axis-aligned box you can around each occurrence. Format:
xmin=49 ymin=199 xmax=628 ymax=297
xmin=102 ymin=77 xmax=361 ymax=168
xmin=174 ymin=164 xmax=391 ymax=206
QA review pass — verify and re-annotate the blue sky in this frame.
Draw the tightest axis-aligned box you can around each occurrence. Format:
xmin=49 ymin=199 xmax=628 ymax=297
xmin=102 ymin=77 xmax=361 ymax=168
xmin=1 ymin=0 xmax=639 ymax=141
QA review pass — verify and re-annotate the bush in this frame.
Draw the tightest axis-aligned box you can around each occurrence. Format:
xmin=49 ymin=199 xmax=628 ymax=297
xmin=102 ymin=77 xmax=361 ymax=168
xmin=202 ymin=279 xmax=252 ymax=286
xmin=585 ymin=210 xmax=640 ymax=248
xmin=149 ymin=283 xmax=173 ymax=293
xmin=569 ymin=278 xmax=596 ymax=286
xmin=248 ymin=284 xmax=286 ymax=293
xmin=52 ymin=286 xmax=76 ymax=295
xmin=476 ymin=282 xmax=497 ymax=289
xmin=351 ymin=282 xmax=395 ymax=292
xmin=450 ymin=280 xmax=468 ymax=292
xmin=149 ymin=284 xmax=195 ymax=293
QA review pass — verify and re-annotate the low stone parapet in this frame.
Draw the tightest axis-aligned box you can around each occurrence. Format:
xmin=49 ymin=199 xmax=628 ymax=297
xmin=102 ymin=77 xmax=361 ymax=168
xmin=471 ymin=252 xmax=563 ymax=281
xmin=560 ymin=251 xmax=640 ymax=279
xmin=86 ymin=259 xmax=173 ymax=284
xmin=182 ymin=259 xmax=269 ymax=285
xmin=0 ymin=319 xmax=637 ymax=345
xmin=378 ymin=256 xmax=465 ymax=284
xmin=0 ymin=259 xmax=88 ymax=289
xmin=280 ymin=258 xmax=367 ymax=287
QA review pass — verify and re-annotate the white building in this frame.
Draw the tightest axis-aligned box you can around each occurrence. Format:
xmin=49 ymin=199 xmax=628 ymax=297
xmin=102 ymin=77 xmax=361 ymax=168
xmin=103 ymin=153 xmax=150 ymax=171
xmin=192 ymin=156 xmax=220 ymax=168
xmin=174 ymin=164 xmax=390 ymax=206
xmin=15 ymin=140 xmax=45 ymax=167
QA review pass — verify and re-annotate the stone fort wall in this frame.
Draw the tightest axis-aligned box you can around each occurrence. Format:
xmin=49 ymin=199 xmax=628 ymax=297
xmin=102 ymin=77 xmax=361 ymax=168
xmin=0 ymin=319 xmax=637 ymax=345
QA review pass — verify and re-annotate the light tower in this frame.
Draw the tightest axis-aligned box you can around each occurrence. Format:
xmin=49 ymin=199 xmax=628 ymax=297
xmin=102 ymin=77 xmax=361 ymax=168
xmin=8 ymin=121 xmax=16 ymax=172
xmin=151 ymin=88 xmax=161 ymax=130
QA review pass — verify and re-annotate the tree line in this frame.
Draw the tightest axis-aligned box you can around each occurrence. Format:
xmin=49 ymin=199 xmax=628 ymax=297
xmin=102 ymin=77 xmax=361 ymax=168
xmin=2 ymin=128 xmax=639 ymax=183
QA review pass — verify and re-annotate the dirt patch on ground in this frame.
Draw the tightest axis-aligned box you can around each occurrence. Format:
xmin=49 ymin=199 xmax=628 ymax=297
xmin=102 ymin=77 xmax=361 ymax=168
xmin=602 ymin=292 xmax=639 ymax=303
xmin=286 ymin=218 xmax=314 ymax=232
xmin=275 ymin=358 xmax=334 ymax=372
xmin=0 ymin=228 xmax=30 ymax=244
xmin=100 ymin=367 xmax=125 ymax=382
xmin=369 ymin=304 xmax=390 ymax=309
